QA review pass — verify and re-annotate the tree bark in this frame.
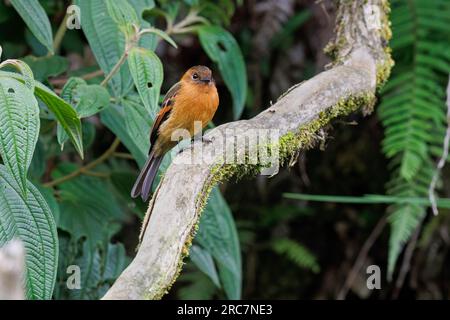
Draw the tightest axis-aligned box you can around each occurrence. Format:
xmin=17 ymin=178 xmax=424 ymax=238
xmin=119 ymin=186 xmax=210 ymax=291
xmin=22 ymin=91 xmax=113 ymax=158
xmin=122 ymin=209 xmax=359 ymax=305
xmin=0 ymin=240 xmax=25 ymax=300
xmin=103 ymin=0 xmax=393 ymax=300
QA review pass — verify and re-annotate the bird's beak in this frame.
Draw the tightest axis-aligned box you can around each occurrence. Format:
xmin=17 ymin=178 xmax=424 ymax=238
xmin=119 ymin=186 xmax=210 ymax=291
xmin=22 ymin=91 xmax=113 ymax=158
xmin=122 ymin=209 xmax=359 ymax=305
xmin=201 ymin=77 xmax=212 ymax=84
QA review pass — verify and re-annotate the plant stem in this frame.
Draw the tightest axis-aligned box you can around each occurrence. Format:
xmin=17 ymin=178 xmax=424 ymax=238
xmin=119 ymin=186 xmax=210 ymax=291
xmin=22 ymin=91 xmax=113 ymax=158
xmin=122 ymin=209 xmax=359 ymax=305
xmin=113 ymin=152 xmax=134 ymax=160
xmin=100 ymin=49 xmax=129 ymax=87
xmin=164 ymin=9 xmax=205 ymax=37
xmin=50 ymin=69 xmax=104 ymax=87
xmin=44 ymin=138 xmax=121 ymax=187
xmin=53 ymin=14 xmax=69 ymax=54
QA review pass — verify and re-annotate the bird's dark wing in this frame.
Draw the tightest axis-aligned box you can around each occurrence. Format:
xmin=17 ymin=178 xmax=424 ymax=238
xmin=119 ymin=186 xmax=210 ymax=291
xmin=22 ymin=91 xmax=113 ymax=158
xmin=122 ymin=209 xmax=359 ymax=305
xmin=149 ymin=82 xmax=181 ymax=147
xmin=161 ymin=81 xmax=181 ymax=109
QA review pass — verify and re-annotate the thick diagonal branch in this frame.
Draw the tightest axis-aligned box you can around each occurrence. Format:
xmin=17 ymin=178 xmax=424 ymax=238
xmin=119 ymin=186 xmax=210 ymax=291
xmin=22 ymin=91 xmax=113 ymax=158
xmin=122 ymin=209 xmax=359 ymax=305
xmin=103 ymin=0 xmax=393 ymax=300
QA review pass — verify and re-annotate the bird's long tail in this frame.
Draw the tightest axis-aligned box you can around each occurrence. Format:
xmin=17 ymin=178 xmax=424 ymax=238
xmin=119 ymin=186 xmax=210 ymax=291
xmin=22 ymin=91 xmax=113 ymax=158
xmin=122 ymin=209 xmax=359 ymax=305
xmin=131 ymin=151 xmax=164 ymax=202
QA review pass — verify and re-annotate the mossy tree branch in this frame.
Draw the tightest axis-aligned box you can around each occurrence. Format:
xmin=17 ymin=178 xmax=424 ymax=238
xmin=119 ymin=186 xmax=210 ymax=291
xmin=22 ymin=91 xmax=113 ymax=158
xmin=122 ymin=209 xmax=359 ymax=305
xmin=103 ymin=0 xmax=393 ymax=300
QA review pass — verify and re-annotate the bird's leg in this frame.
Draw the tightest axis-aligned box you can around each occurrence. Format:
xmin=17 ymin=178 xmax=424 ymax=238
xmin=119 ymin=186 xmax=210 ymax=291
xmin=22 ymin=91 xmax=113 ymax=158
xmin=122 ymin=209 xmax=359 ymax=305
xmin=176 ymin=142 xmax=193 ymax=155
xmin=176 ymin=137 xmax=197 ymax=155
xmin=176 ymin=135 xmax=214 ymax=155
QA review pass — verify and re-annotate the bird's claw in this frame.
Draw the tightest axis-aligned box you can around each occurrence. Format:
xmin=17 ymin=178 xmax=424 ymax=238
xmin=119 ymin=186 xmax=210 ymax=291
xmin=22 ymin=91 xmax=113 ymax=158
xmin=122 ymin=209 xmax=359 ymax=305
xmin=177 ymin=144 xmax=193 ymax=155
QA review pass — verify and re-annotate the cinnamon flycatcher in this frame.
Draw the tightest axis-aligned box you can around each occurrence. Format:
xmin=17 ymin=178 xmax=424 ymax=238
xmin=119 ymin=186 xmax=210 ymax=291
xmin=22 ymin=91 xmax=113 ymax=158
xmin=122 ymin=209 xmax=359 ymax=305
xmin=131 ymin=65 xmax=219 ymax=201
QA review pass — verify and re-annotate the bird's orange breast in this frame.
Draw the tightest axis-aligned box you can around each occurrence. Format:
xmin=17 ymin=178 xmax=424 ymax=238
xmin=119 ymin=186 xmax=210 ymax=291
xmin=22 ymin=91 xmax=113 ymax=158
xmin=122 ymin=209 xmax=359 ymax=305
xmin=157 ymin=81 xmax=219 ymax=151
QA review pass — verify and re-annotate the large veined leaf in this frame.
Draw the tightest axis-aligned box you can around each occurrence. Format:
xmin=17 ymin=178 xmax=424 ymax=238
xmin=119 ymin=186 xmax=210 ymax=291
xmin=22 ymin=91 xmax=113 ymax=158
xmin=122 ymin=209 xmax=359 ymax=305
xmin=128 ymin=0 xmax=158 ymax=51
xmin=196 ymin=187 xmax=242 ymax=299
xmin=131 ymin=4 xmax=158 ymax=51
xmin=101 ymin=105 xmax=147 ymax=167
xmin=69 ymin=241 xmax=102 ymax=300
xmin=0 ymin=165 xmax=58 ymax=300
xmin=0 ymin=77 xmax=39 ymax=194
xmin=57 ymin=77 xmax=110 ymax=148
xmin=123 ymin=98 xmax=151 ymax=154
xmin=35 ymin=84 xmax=84 ymax=158
xmin=76 ymin=0 xmax=133 ymax=97
xmin=56 ymin=239 xmax=128 ymax=300
xmin=53 ymin=234 xmax=78 ymax=299
xmin=103 ymin=243 xmax=128 ymax=281
xmin=22 ymin=55 xmax=69 ymax=82
xmin=190 ymin=244 xmax=221 ymax=288
xmin=61 ymin=78 xmax=110 ymax=118
xmin=0 ymin=71 xmax=84 ymax=158
xmin=54 ymin=164 xmax=124 ymax=249
xmin=29 ymin=138 xmax=46 ymax=180
xmin=0 ymin=59 xmax=35 ymax=91
xmin=10 ymin=0 xmax=53 ymax=54
xmin=197 ymin=25 xmax=247 ymax=119
xmin=128 ymin=0 xmax=155 ymax=16
xmin=106 ymin=0 xmax=140 ymax=38
xmin=128 ymin=47 xmax=163 ymax=117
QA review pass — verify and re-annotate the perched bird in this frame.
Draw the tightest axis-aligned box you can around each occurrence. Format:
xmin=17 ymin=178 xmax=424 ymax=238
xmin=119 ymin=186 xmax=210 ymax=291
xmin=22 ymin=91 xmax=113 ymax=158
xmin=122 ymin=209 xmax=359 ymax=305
xmin=131 ymin=65 xmax=219 ymax=201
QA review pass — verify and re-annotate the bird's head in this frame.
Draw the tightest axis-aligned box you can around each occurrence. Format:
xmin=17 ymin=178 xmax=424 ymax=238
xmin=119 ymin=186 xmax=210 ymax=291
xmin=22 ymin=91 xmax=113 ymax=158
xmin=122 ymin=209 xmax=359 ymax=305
xmin=182 ymin=65 xmax=214 ymax=86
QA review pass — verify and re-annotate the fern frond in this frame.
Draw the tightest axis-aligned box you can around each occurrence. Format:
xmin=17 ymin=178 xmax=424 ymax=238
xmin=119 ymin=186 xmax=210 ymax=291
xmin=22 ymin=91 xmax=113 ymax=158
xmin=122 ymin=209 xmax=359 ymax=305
xmin=271 ymin=238 xmax=320 ymax=273
xmin=378 ymin=0 xmax=450 ymax=279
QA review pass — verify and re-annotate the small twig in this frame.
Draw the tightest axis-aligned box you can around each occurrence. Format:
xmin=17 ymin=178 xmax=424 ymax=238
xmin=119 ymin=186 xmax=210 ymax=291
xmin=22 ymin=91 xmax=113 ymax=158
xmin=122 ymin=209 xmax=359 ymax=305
xmin=53 ymin=14 xmax=69 ymax=54
xmin=337 ymin=214 xmax=388 ymax=300
xmin=100 ymin=49 xmax=130 ymax=87
xmin=43 ymin=138 xmax=121 ymax=187
xmin=50 ymin=70 xmax=104 ymax=87
xmin=429 ymin=75 xmax=450 ymax=216
xmin=391 ymin=221 xmax=422 ymax=299
xmin=100 ymin=26 xmax=141 ymax=87
xmin=82 ymin=69 xmax=104 ymax=80
xmin=165 ymin=9 xmax=207 ymax=36
xmin=83 ymin=171 xmax=110 ymax=178
xmin=113 ymin=152 xmax=134 ymax=160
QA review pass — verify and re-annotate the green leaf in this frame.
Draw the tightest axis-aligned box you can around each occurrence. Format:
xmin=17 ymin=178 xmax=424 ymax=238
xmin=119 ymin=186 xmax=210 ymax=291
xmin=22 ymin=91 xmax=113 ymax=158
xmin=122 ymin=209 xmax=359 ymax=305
xmin=21 ymin=55 xmax=69 ymax=81
xmin=29 ymin=138 xmax=46 ymax=180
xmin=0 ymin=77 xmax=39 ymax=194
xmin=35 ymin=83 xmax=84 ymax=158
xmin=123 ymin=98 xmax=152 ymax=154
xmin=55 ymin=237 xmax=127 ymax=300
xmin=60 ymin=77 xmax=111 ymax=118
xmin=271 ymin=238 xmax=320 ymax=273
xmin=103 ymin=243 xmax=128 ymax=281
xmin=10 ymin=0 xmax=53 ymax=54
xmin=0 ymin=59 xmax=35 ymax=91
xmin=196 ymin=187 xmax=242 ymax=299
xmin=76 ymin=0 xmax=133 ymax=96
xmin=197 ymin=25 xmax=247 ymax=119
xmin=177 ymin=265 xmax=217 ymax=300
xmin=0 ymin=70 xmax=84 ymax=158
xmin=54 ymin=164 xmax=124 ymax=249
xmin=0 ymin=165 xmax=58 ymax=300
xmin=128 ymin=0 xmax=158 ymax=51
xmin=387 ymin=204 xmax=425 ymax=280
xmin=106 ymin=0 xmax=140 ymax=38
xmin=128 ymin=47 xmax=163 ymax=117
xmin=101 ymin=105 xmax=146 ymax=167
xmin=141 ymin=27 xmax=177 ymax=48
xmin=70 ymin=241 xmax=102 ymax=300
xmin=379 ymin=0 xmax=450 ymax=280
xmin=190 ymin=244 xmax=221 ymax=288
xmin=128 ymin=0 xmax=155 ymax=17
xmin=110 ymin=170 xmax=147 ymax=218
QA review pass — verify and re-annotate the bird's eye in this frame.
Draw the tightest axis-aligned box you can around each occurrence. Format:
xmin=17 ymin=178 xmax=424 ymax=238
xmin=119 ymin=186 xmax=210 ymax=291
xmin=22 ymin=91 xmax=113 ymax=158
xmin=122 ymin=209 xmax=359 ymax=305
xmin=192 ymin=73 xmax=199 ymax=80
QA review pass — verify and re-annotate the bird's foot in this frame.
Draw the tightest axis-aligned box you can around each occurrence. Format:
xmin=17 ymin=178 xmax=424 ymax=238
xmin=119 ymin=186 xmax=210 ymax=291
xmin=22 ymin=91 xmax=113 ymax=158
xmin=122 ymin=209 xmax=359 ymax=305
xmin=177 ymin=144 xmax=193 ymax=155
